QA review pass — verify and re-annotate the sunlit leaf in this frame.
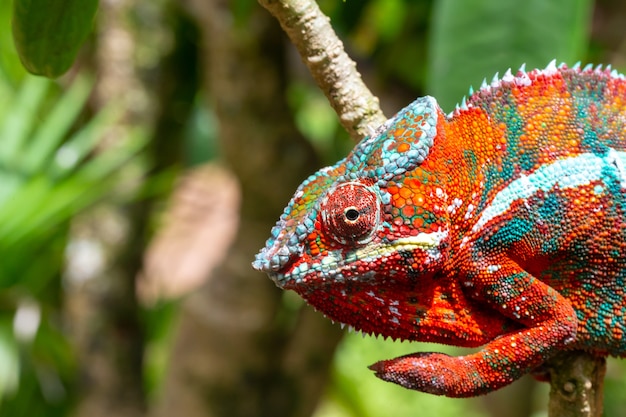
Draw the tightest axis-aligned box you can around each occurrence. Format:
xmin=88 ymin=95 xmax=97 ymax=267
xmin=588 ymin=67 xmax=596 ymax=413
xmin=0 ymin=76 xmax=49 ymax=165
xmin=0 ymin=75 xmax=147 ymax=251
xmin=49 ymin=104 xmax=124 ymax=179
xmin=22 ymin=75 xmax=94 ymax=173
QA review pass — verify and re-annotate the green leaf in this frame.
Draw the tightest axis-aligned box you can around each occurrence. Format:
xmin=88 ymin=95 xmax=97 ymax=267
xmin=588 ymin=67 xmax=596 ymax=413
xmin=0 ymin=72 xmax=147 ymax=251
xmin=22 ymin=75 xmax=93 ymax=173
xmin=0 ymin=76 xmax=49 ymax=166
xmin=0 ymin=321 xmax=19 ymax=399
xmin=48 ymin=103 xmax=124 ymax=180
xmin=0 ymin=131 xmax=146 ymax=249
xmin=12 ymin=0 xmax=99 ymax=78
xmin=75 ymin=127 xmax=147 ymax=183
xmin=427 ymin=0 xmax=594 ymax=111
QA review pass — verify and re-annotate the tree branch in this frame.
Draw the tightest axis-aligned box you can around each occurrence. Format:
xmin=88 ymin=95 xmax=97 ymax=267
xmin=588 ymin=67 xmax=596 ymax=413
xmin=546 ymin=351 xmax=606 ymax=417
xmin=257 ymin=0 xmax=386 ymax=141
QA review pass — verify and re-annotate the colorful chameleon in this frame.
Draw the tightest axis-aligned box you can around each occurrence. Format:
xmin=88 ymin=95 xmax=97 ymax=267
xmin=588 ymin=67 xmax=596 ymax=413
xmin=253 ymin=61 xmax=626 ymax=397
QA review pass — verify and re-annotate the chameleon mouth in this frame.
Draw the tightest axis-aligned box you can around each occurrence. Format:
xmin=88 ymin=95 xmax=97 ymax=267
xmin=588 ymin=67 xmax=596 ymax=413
xmin=257 ymin=230 xmax=449 ymax=289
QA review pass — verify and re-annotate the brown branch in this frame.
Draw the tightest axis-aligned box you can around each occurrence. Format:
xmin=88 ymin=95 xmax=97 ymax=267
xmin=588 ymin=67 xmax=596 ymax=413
xmin=257 ymin=0 xmax=386 ymax=141
xmin=546 ymin=351 xmax=606 ymax=417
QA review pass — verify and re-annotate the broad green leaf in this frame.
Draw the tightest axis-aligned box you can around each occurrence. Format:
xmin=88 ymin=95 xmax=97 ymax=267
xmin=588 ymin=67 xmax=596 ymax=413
xmin=12 ymin=0 xmax=99 ymax=78
xmin=427 ymin=0 xmax=593 ymax=111
xmin=0 ymin=1 xmax=26 ymax=86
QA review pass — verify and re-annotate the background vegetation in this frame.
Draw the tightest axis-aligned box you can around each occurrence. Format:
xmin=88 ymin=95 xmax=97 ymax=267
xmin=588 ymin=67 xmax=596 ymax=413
xmin=1 ymin=0 xmax=626 ymax=416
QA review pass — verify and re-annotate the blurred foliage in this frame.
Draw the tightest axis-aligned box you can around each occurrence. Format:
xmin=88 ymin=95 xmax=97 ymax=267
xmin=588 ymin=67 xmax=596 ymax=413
xmin=427 ymin=0 xmax=594 ymax=110
xmin=0 ymin=2 xmax=148 ymax=414
xmin=321 ymin=335 xmax=487 ymax=417
xmin=0 ymin=73 xmax=147 ymax=415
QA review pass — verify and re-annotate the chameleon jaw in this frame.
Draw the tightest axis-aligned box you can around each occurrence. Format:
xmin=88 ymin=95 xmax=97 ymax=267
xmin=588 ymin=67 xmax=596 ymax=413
xmin=254 ymin=230 xmax=455 ymax=340
xmin=259 ymin=230 xmax=449 ymax=289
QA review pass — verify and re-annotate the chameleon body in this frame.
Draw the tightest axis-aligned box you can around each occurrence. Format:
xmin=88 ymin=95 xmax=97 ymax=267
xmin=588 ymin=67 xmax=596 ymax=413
xmin=252 ymin=61 xmax=626 ymax=397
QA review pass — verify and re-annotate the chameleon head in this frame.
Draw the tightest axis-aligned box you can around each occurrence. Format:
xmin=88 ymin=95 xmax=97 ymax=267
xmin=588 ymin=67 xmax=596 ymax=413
xmin=253 ymin=96 xmax=452 ymax=338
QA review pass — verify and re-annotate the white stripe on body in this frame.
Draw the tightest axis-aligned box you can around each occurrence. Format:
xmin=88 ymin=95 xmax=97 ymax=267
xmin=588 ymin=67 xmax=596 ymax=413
xmin=471 ymin=150 xmax=626 ymax=234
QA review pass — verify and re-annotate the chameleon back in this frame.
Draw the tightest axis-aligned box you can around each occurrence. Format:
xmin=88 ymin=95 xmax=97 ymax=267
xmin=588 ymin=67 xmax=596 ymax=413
xmin=442 ymin=63 xmax=626 ymax=354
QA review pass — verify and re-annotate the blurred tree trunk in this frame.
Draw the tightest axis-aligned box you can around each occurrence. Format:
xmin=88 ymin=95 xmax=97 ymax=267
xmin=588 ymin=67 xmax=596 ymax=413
xmin=150 ymin=1 xmax=344 ymax=416
xmin=64 ymin=1 xmax=150 ymax=416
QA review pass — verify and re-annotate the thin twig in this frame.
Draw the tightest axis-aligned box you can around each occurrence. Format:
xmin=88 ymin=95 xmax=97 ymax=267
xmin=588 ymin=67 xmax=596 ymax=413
xmin=258 ymin=0 xmax=386 ymax=141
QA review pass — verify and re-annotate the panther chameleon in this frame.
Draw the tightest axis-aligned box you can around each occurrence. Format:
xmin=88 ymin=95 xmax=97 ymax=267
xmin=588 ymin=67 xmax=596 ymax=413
xmin=253 ymin=61 xmax=626 ymax=397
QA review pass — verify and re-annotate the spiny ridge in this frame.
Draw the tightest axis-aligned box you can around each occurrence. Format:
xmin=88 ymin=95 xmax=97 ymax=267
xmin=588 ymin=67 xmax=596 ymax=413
xmin=449 ymin=61 xmax=626 ymax=118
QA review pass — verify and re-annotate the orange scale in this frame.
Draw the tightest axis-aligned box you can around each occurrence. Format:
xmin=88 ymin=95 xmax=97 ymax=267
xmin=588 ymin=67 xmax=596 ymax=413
xmin=393 ymin=128 xmax=407 ymax=139
xmin=399 ymin=186 xmax=413 ymax=199
xmin=402 ymin=205 xmax=416 ymax=217
xmin=411 ymin=217 xmax=424 ymax=228
xmin=397 ymin=142 xmax=411 ymax=153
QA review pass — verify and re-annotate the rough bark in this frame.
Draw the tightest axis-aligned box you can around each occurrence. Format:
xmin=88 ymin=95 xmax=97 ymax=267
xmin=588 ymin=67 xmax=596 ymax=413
xmin=150 ymin=1 xmax=344 ymax=416
xmin=257 ymin=0 xmax=387 ymax=141
xmin=546 ymin=352 xmax=606 ymax=417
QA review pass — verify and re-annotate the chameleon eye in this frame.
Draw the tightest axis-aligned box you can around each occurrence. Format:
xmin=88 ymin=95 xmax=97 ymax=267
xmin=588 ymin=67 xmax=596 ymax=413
xmin=320 ymin=182 xmax=380 ymax=245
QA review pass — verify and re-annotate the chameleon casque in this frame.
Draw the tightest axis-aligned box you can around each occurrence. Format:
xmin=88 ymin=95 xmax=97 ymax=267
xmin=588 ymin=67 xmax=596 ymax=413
xmin=252 ymin=61 xmax=626 ymax=397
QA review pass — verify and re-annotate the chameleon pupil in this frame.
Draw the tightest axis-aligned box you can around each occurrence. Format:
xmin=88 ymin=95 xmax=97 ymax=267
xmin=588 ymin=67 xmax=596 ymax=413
xmin=345 ymin=207 xmax=360 ymax=222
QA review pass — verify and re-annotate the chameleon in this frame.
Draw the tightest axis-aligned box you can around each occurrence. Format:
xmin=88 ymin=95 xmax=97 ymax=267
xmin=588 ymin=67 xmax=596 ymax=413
xmin=252 ymin=60 xmax=626 ymax=397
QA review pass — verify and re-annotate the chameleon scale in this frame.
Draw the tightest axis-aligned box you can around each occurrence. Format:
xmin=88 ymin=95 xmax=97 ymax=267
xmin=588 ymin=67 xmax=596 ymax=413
xmin=253 ymin=61 xmax=626 ymax=397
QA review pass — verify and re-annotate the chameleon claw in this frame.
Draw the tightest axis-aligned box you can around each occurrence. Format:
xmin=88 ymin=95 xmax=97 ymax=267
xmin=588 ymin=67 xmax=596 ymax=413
xmin=369 ymin=352 xmax=483 ymax=397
